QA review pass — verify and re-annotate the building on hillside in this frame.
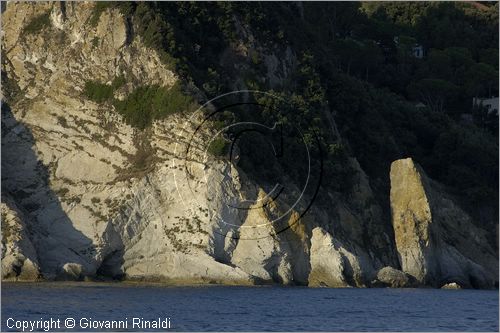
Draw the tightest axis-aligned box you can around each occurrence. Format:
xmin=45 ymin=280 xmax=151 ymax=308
xmin=460 ymin=113 xmax=474 ymax=124
xmin=473 ymin=97 xmax=499 ymax=115
xmin=412 ymin=45 xmax=424 ymax=58
xmin=393 ymin=36 xmax=424 ymax=58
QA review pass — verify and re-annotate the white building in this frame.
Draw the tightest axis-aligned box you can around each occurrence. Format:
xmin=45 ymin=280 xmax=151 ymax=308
xmin=473 ymin=97 xmax=499 ymax=115
xmin=393 ymin=36 xmax=424 ymax=59
xmin=412 ymin=45 xmax=424 ymax=58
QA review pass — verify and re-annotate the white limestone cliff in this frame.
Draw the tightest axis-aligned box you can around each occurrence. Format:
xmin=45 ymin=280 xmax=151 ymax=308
xmin=1 ymin=2 xmax=496 ymax=289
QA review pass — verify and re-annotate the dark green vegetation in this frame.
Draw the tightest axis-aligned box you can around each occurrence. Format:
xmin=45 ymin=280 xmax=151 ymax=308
xmin=114 ymin=83 xmax=194 ymax=129
xmin=82 ymin=2 xmax=198 ymax=129
xmin=83 ymin=81 xmax=114 ymax=103
xmin=83 ymin=75 xmax=193 ymax=129
xmin=83 ymin=76 xmax=126 ymax=103
xmin=207 ymin=138 xmax=228 ymax=157
xmin=23 ymin=11 xmax=51 ymax=36
xmin=90 ymin=2 xmax=498 ymax=230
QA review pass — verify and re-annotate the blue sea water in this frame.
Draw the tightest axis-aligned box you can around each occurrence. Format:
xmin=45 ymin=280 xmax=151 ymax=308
xmin=1 ymin=283 xmax=498 ymax=332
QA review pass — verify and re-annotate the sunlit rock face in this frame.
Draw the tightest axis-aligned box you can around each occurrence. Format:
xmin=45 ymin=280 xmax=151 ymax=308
xmin=390 ymin=158 xmax=498 ymax=289
xmin=1 ymin=2 xmax=496 ymax=288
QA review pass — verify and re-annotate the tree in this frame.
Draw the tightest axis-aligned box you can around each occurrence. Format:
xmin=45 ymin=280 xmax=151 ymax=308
xmin=360 ymin=40 xmax=384 ymax=81
xmin=408 ymin=78 xmax=459 ymax=113
xmin=320 ymin=2 xmax=364 ymax=39
xmin=478 ymin=48 xmax=499 ymax=70
xmin=334 ymin=38 xmax=363 ymax=75
xmin=465 ymin=62 xmax=498 ymax=97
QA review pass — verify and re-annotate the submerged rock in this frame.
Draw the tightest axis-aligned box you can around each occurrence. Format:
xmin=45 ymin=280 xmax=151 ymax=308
xmin=376 ymin=266 xmax=412 ymax=288
xmin=441 ymin=282 xmax=462 ymax=289
xmin=373 ymin=266 xmax=419 ymax=288
xmin=56 ymin=263 xmax=84 ymax=281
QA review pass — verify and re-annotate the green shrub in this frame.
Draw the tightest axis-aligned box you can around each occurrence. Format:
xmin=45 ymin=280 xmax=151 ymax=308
xmin=83 ymin=81 xmax=114 ymax=103
xmin=82 ymin=77 xmax=193 ymax=129
xmin=111 ymin=75 xmax=126 ymax=90
xmin=23 ymin=11 xmax=51 ymax=35
xmin=57 ymin=116 xmax=68 ymax=128
xmin=207 ymin=137 xmax=227 ymax=157
xmin=113 ymin=83 xmax=194 ymax=129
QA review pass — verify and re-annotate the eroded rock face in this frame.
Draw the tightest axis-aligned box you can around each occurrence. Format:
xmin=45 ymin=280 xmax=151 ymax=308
xmin=230 ymin=189 xmax=310 ymax=285
xmin=390 ymin=158 xmax=432 ymax=283
xmin=0 ymin=0 xmax=281 ymax=283
xmin=3 ymin=3 xmax=493 ymax=289
xmin=390 ymin=158 xmax=498 ymax=288
xmin=308 ymin=227 xmax=349 ymax=287
xmin=230 ymin=189 xmax=293 ymax=283
xmin=308 ymin=227 xmax=374 ymax=287
xmin=2 ymin=2 xmax=385 ymax=286
xmin=1 ymin=197 xmax=40 ymax=281
xmin=1 ymin=2 xmax=249 ymax=284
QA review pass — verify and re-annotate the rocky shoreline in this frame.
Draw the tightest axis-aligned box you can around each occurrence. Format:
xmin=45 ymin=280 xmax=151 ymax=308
xmin=1 ymin=2 xmax=497 ymax=290
xmin=0 ymin=278 xmax=475 ymax=290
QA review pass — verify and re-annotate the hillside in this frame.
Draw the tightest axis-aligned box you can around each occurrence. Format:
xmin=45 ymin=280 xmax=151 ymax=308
xmin=1 ymin=1 xmax=498 ymax=288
